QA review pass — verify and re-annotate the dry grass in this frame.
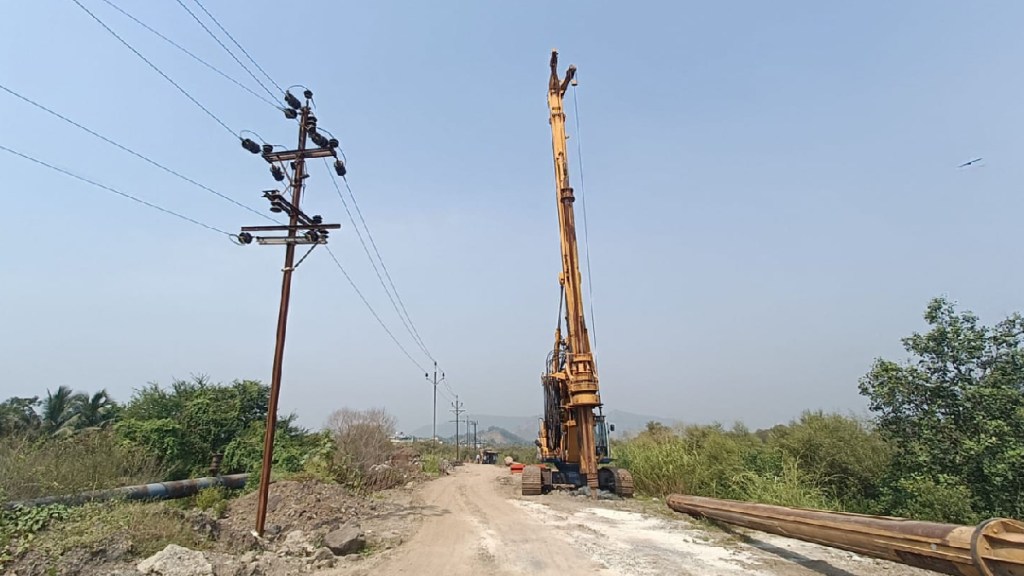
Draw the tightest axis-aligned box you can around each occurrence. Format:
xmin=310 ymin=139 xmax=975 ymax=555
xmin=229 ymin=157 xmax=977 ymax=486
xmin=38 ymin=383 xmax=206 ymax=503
xmin=0 ymin=430 xmax=164 ymax=503
xmin=327 ymin=407 xmax=401 ymax=491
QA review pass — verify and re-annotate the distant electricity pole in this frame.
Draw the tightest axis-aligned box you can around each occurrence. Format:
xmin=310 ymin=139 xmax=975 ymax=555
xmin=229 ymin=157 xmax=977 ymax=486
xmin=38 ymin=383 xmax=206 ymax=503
xmin=425 ymin=362 xmax=445 ymax=442
xmin=449 ymin=396 xmax=464 ymax=462
xmin=469 ymin=420 xmax=478 ymax=453
xmin=236 ymin=87 xmax=344 ymax=537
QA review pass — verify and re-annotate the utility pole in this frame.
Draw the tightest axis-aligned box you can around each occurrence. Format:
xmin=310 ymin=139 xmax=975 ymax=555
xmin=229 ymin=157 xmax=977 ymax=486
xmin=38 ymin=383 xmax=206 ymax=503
xmin=425 ymin=362 xmax=445 ymax=442
xmin=465 ymin=416 xmax=471 ymax=453
xmin=449 ymin=396 xmax=464 ymax=462
xmin=469 ymin=420 xmax=478 ymax=453
xmin=237 ymin=87 xmax=344 ymax=537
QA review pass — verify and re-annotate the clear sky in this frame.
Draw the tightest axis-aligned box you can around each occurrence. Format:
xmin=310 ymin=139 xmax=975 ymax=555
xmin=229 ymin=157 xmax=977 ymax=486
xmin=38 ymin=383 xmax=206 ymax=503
xmin=2 ymin=1 xmax=1022 ymax=432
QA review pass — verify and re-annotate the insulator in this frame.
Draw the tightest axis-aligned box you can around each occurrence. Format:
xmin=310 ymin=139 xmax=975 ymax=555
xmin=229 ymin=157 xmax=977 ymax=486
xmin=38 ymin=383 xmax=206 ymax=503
xmin=284 ymin=91 xmax=301 ymax=110
xmin=269 ymin=202 xmax=284 ymax=213
xmin=303 ymin=89 xmax=313 ymax=100
xmin=283 ymin=108 xmax=297 ymax=120
xmin=237 ymin=232 xmax=253 ymax=245
xmin=328 ymin=138 xmax=339 ymax=149
xmin=306 ymin=114 xmax=317 ymax=128
xmin=270 ymin=165 xmax=285 ymax=182
xmin=334 ymin=159 xmax=347 ymax=177
xmin=241 ymin=138 xmax=261 ymax=154
xmin=310 ymin=132 xmax=328 ymax=148
xmin=311 ymin=214 xmax=323 ymax=224
xmin=262 ymin=144 xmax=273 ymax=155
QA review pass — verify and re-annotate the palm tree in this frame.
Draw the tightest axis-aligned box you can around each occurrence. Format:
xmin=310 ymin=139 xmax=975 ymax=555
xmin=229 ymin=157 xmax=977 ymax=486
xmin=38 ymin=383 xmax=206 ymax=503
xmin=41 ymin=386 xmax=84 ymax=435
xmin=75 ymin=389 xmax=117 ymax=429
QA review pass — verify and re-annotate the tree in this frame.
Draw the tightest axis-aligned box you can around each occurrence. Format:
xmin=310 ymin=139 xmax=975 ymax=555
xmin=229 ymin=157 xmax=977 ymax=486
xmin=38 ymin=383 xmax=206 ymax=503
xmin=0 ymin=396 xmax=41 ymax=436
xmin=116 ymin=377 xmax=276 ymax=478
xmin=75 ymin=389 xmax=118 ymax=430
xmin=41 ymin=386 xmax=84 ymax=435
xmin=859 ymin=297 xmax=1024 ymax=521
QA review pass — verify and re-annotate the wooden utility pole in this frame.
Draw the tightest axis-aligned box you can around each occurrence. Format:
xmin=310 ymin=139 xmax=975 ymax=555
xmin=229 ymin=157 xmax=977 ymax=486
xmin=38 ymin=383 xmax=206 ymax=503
xmin=237 ymin=88 xmax=343 ymax=537
xmin=469 ymin=420 xmax=478 ymax=453
xmin=449 ymin=396 xmax=464 ymax=462
xmin=425 ymin=362 xmax=445 ymax=442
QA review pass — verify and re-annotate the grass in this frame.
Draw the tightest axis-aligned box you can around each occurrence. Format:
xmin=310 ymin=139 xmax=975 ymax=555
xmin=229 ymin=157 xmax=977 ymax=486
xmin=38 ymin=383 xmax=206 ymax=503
xmin=613 ymin=421 xmax=846 ymax=511
xmin=1 ymin=500 xmax=208 ymax=572
xmin=0 ymin=430 xmax=163 ymax=503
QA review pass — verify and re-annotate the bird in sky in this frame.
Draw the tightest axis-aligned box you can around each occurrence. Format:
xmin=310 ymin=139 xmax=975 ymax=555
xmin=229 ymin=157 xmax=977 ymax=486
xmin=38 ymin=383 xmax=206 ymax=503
xmin=958 ymin=158 xmax=983 ymax=168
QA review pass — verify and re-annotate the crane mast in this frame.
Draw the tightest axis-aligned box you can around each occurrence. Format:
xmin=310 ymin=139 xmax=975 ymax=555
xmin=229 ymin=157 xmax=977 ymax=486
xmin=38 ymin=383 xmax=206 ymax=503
xmin=543 ymin=50 xmax=601 ymax=489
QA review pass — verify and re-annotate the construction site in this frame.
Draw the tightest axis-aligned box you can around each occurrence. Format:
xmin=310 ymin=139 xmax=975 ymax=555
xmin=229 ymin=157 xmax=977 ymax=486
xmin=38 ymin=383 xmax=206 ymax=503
xmin=2 ymin=2 xmax=1024 ymax=576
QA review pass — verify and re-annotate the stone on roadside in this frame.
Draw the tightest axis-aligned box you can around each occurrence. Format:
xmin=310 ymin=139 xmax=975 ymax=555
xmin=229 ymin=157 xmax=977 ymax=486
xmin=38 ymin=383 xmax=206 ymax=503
xmin=324 ymin=523 xmax=366 ymax=556
xmin=137 ymin=544 xmax=213 ymax=576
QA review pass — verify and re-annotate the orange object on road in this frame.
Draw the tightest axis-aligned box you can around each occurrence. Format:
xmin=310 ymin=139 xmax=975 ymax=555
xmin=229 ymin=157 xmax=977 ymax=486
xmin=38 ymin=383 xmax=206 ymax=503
xmin=509 ymin=463 xmax=524 ymax=474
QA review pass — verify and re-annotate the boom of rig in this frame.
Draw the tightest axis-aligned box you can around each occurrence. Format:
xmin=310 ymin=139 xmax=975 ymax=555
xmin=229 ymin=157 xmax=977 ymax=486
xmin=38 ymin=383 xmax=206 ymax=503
xmin=522 ymin=51 xmax=632 ymax=498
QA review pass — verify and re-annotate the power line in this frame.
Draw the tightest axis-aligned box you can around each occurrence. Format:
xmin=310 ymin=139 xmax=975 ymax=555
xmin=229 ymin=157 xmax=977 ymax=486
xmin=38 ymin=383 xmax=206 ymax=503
xmin=190 ymin=0 xmax=285 ymax=95
xmin=0 ymin=144 xmax=230 ymax=236
xmin=70 ymin=0 xmax=237 ymax=137
xmin=571 ymin=82 xmax=599 ymax=354
xmin=97 ymin=0 xmax=279 ymax=109
xmin=325 ymin=162 xmax=433 ymax=361
xmin=171 ymin=0 xmax=277 ymax=102
xmin=0 ymin=83 xmax=273 ymax=223
xmin=341 ymin=173 xmax=435 ymax=360
xmin=324 ymin=246 xmax=427 ymax=374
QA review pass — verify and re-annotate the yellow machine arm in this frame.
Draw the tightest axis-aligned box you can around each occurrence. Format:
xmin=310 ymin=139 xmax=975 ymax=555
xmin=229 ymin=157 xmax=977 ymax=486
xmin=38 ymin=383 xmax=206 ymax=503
xmin=540 ymin=50 xmax=601 ymax=488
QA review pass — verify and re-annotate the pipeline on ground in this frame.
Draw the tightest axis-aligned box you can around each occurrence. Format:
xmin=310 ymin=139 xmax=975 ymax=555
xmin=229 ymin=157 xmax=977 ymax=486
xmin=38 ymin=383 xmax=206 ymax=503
xmin=667 ymin=494 xmax=1024 ymax=576
xmin=3 ymin=474 xmax=249 ymax=510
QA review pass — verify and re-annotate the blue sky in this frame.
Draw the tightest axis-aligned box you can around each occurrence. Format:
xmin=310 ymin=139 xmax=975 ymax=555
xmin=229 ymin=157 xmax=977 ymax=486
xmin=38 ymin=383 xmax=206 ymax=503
xmin=2 ymin=1 xmax=1022 ymax=431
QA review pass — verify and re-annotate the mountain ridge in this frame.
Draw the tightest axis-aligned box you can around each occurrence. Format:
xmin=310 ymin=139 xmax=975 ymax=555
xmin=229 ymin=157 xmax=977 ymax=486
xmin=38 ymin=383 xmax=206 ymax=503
xmin=405 ymin=409 xmax=678 ymax=442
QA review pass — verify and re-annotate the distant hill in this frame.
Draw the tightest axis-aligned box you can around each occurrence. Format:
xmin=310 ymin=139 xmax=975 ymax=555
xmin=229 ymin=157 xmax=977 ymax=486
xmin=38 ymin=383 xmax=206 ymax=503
xmin=409 ymin=410 xmax=677 ymax=441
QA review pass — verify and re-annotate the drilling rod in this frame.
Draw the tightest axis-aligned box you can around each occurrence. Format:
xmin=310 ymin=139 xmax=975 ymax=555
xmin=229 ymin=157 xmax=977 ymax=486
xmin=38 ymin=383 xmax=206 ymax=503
xmin=667 ymin=494 xmax=1024 ymax=576
xmin=547 ymin=49 xmax=600 ymax=488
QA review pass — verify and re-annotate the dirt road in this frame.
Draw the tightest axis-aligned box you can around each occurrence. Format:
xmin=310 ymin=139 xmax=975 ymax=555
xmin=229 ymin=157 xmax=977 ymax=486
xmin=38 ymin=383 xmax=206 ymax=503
xmin=325 ymin=464 xmax=933 ymax=576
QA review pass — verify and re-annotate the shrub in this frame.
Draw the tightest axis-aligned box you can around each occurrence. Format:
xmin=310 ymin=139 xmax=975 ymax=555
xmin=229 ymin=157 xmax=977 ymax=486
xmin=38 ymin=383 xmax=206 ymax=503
xmin=0 ymin=430 xmax=163 ymax=503
xmin=327 ymin=408 xmax=399 ymax=491
xmin=876 ymin=474 xmax=978 ymax=524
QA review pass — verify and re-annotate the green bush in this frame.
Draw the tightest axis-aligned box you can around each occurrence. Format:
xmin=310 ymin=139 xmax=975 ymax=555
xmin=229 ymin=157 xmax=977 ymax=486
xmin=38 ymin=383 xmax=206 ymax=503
xmin=876 ymin=474 xmax=977 ymax=524
xmin=615 ymin=422 xmax=840 ymax=509
xmin=421 ymin=454 xmax=442 ymax=476
xmin=765 ymin=411 xmax=890 ymax=510
xmin=194 ymin=487 xmax=228 ymax=519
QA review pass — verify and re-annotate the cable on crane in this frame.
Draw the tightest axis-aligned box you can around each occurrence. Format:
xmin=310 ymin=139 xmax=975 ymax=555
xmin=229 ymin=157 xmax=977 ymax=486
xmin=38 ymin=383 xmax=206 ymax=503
xmin=571 ymin=81 xmax=599 ymax=355
xmin=0 ymin=144 xmax=231 ymax=236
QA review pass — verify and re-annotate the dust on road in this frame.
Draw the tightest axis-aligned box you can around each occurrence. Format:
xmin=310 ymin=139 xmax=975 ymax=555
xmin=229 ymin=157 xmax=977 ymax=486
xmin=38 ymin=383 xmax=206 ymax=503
xmin=323 ymin=464 xmax=935 ymax=576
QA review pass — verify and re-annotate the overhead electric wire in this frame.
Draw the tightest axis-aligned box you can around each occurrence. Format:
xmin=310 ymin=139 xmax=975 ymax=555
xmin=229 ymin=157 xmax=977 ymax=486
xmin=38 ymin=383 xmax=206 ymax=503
xmin=324 ymin=246 xmax=427 ymax=374
xmin=97 ymin=0 xmax=279 ymax=109
xmin=571 ymin=82 xmax=599 ymax=354
xmin=0 ymin=83 xmax=273 ymax=223
xmin=190 ymin=0 xmax=284 ymax=95
xmin=171 ymin=0 xmax=277 ymax=102
xmin=0 ymin=144 xmax=230 ymax=236
xmin=325 ymin=162 xmax=434 ymax=361
xmin=340 ymin=173 xmax=435 ymax=360
xmin=163 ymin=1 xmax=443 ymax=378
xmin=70 ymin=0 xmax=236 ymax=137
